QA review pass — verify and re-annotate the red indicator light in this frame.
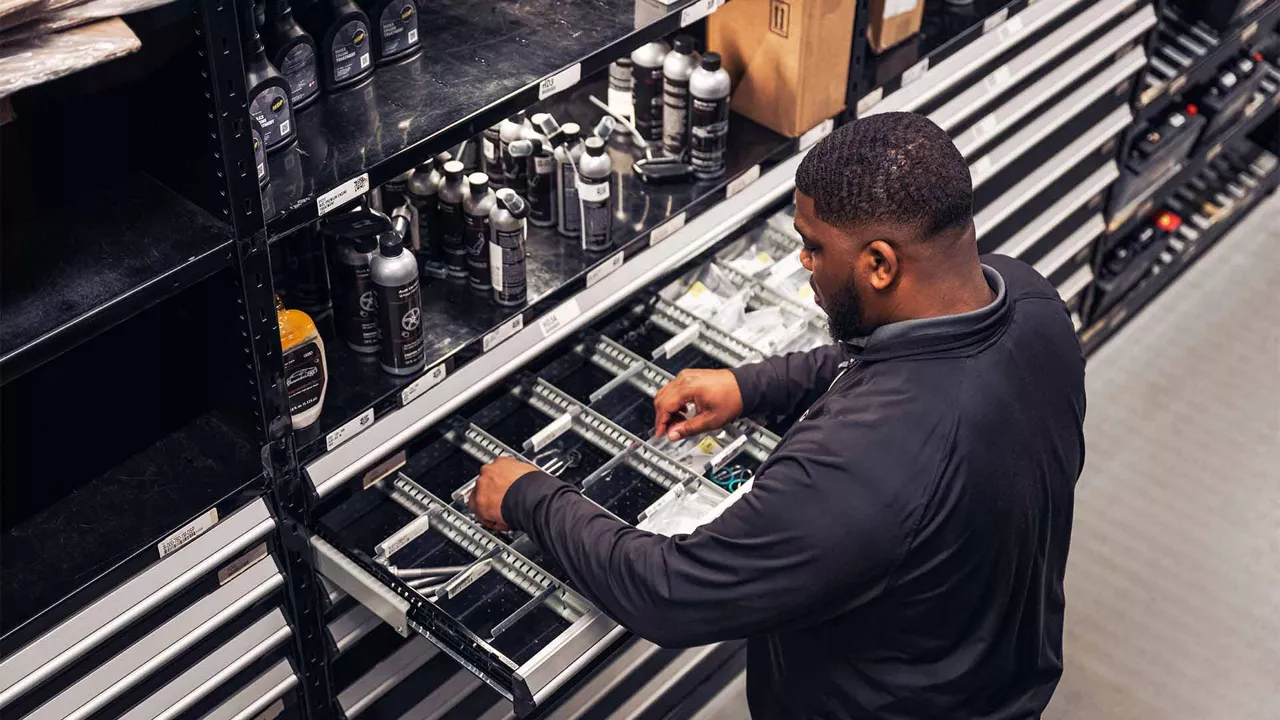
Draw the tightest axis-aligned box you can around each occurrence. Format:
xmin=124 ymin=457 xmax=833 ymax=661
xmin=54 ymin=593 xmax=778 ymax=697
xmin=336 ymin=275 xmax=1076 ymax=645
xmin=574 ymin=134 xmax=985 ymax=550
xmin=1155 ymin=211 xmax=1182 ymax=232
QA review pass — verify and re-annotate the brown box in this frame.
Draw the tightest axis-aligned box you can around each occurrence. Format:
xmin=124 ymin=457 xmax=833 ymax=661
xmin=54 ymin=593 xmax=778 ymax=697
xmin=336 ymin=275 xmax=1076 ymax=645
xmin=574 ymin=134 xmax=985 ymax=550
xmin=707 ymin=0 xmax=857 ymax=138
xmin=867 ymin=0 xmax=924 ymax=54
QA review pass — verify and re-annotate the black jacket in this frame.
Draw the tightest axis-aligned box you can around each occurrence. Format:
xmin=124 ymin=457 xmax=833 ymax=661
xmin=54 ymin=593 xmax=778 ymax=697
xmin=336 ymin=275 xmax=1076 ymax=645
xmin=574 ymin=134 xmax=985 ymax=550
xmin=504 ymin=255 xmax=1086 ymax=718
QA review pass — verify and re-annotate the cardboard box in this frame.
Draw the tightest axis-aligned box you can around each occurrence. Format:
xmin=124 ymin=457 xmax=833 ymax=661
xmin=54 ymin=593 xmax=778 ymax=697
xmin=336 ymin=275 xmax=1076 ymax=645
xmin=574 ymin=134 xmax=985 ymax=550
xmin=867 ymin=0 xmax=923 ymax=54
xmin=708 ymin=0 xmax=857 ymax=138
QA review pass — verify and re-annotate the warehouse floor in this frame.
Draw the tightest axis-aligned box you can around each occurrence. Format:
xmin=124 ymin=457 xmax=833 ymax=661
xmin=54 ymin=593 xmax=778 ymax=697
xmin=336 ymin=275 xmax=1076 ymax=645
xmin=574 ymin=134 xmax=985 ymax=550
xmin=690 ymin=190 xmax=1280 ymax=720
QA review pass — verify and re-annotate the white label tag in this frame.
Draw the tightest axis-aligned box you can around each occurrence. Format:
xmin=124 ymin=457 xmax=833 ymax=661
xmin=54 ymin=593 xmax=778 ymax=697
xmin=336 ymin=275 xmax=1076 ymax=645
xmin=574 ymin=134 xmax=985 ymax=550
xmin=661 ymin=323 xmax=701 ymax=357
xmin=577 ymin=179 xmax=610 ymax=202
xmin=483 ymin=314 xmax=524 ymax=352
xmin=974 ymin=113 xmax=999 ymax=139
xmin=587 ymin=252 xmax=625 ymax=287
xmin=650 ymin=212 xmax=687 ymax=246
xmin=360 ymin=53 xmax=371 ymax=69
xmin=799 ymin=118 xmax=835 ymax=150
xmin=726 ymin=164 xmax=760 ymax=198
xmin=997 ymin=15 xmax=1024 ymax=42
xmin=970 ymin=155 xmax=992 ymax=181
xmin=218 ymin=542 xmax=268 ymax=585
xmin=490 ymin=241 xmax=504 ymax=288
xmin=316 ymin=173 xmax=370 ymax=216
xmin=535 ymin=156 xmax=555 ymax=173
xmin=884 ymin=0 xmax=916 ymax=18
xmin=539 ymin=63 xmax=582 ymax=100
xmin=326 ymin=408 xmax=375 ymax=451
xmin=400 ymin=363 xmax=447 ymax=406
xmin=901 ymin=58 xmax=930 ymax=87
xmin=444 ymin=560 xmax=492 ymax=599
xmin=279 ymin=120 xmax=291 ymax=136
xmin=856 ymin=87 xmax=883 ymax=116
xmin=375 ymin=515 xmax=432 ymax=559
xmin=983 ymin=65 xmax=1013 ymax=91
xmin=539 ymin=299 xmax=582 ymax=338
xmin=529 ymin=412 xmax=575 ymax=452
xmin=158 ymin=508 xmax=219 ymax=558
xmin=982 ymin=8 xmax=1009 ymax=34
xmin=681 ymin=0 xmax=718 ymax=26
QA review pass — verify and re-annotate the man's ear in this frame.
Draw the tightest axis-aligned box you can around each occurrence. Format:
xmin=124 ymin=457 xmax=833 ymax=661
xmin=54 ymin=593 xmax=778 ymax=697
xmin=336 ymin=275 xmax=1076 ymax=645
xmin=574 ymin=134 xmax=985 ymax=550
xmin=864 ymin=239 xmax=899 ymax=291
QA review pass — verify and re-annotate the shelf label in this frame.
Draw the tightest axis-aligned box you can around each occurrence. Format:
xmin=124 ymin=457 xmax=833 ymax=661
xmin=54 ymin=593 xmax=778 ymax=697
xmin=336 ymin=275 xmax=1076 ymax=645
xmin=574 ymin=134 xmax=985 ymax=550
xmin=158 ymin=508 xmax=219 ymax=558
xmin=983 ymin=65 xmax=1013 ymax=91
xmin=539 ymin=63 xmax=582 ymax=100
xmin=650 ymin=212 xmax=687 ymax=246
xmin=973 ymin=113 xmax=1000 ymax=140
xmin=539 ymin=299 xmax=582 ymax=338
xmin=218 ymin=542 xmax=268 ymax=585
xmin=587 ymin=252 xmax=625 ymax=287
xmin=982 ymin=8 xmax=1009 ymax=34
xmin=680 ymin=0 xmax=720 ymax=26
xmin=400 ymin=362 xmax=448 ymax=406
xmin=483 ymin=314 xmax=524 ymax=352
xmin=970 ymin=155 xmax=992 ymax=181
xmin=996 ymin=15 xmax=1024 ymax=42
xmin=856 ymin=87 xmax=883 ymax=116
xmin=726 ymin=164 xmax=761 ymax=198
xmin=885 ymin=0 xmax=915 ymax=18
xmin=316 ymin=173 xmax=369 ymax=217
xmin=901 ymin=58 xmax=930 ymax=87
xmin=326 ymin=408 xmax=375 ymax=452
xmin=799 ymin=117 xmax=835 ymax=150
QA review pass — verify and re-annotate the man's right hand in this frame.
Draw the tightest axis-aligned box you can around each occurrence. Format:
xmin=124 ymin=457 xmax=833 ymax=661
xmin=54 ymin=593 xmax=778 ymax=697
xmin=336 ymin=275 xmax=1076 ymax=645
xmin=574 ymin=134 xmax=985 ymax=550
xmin=653 ymin=369 xmax=745 ymax=442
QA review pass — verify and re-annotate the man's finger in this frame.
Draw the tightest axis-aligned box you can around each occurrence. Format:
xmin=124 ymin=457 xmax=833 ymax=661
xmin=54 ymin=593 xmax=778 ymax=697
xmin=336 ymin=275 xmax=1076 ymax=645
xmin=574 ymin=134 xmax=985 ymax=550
xmin=668 ymin=409 xmax=717 ymax=441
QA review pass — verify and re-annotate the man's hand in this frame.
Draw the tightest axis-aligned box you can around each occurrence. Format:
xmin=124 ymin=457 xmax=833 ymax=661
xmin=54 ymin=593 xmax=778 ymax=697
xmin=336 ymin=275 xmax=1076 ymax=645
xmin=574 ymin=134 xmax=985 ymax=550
xmin=469 ymin=456 xmax=540 ymax=532
xmin=653 ymin=369 xmax=745 ymax=441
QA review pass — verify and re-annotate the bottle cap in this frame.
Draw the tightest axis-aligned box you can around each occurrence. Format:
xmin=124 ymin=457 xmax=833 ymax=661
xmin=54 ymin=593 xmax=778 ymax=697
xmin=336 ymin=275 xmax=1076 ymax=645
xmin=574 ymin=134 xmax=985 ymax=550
xmin=379 ymin=233 xmax=404 ymax=257
xmin=443 ymin=160 xmax=465 ymax=176
xmin=673 ymin=35 xmax=695 ymax=54
xmin=467 ymin=172 xmax=490 ymax=190
xmin=701 ymin=52 xmax=722 ymax=72
xmin=415 ymin=157 xmax=434 ymax=173
xmin=508 ymin=111 xmax=525 ymax=123
xmin=561 ymin=122 xmax=582 ymax=137
xmin=496 ymin=188 xmax=529 ymax=218
xmin=592 ymin=116 xmax=616 ymax=139
xmin=434 ymin=151 xmax=452 ymax=165
xmin=528 ymin=137 xmax=543 ymax=155
xmin=584 ymin=137 xmax=606 ymax=156
xmin=534 ymin=113 xmax=560 ymax=137
xmin=508 ymin=139 xmax=533 ymax=157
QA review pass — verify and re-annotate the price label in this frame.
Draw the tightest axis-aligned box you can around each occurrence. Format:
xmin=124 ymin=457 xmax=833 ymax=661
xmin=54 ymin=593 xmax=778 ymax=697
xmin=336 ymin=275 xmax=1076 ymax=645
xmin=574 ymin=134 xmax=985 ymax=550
xmin=538 ymin=63 xmax=582 ymax=100
xmin=400 ymin=362 xmax=447 ymax=406
xmin=158 ymin=508 xmax=219 ymax=558
xmin=483 ymin=314 xmax=524 ymax=352
xmin=726 ymin=164 xmax=761 ymax=198
xmin=983 ymin=65 xmax=1013 ymax=91
xmin=982 ymin=8 xmax=1009 ymax=34
xmin=316 ymin=173 xmax=369 ymax=216
xmin=901 ymin=58 xmax=930 ymax=87
xmin=539 ymin=299 xmax=582 ymax=338
xmin=856 ymin=87 xmax=883 ymax=116
xmin=996 ymin=15 xmax=1024 ymax=42
xmin=680 ymin=0 xmax=720 ymax=26
xmin=799 ymin=117 xmax=835 ymax=150
xmin=587 ymin=252 xmax=625 ymax=287
xmin=326 ymin=408 xmax=375 ymax=451
xmin=650 ymin=212 xmax=687 ymax=246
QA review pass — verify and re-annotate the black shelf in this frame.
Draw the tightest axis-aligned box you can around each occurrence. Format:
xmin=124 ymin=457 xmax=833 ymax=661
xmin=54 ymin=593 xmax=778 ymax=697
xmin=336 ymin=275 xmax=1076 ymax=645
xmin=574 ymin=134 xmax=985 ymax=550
xmin=0 ymin=171 xmax=234 ymax=385
xmin=262 ymin=0 xmax=711 ymax=239
xmin=293 ymin=102 xmax=793 ymax=463
xmin=0 ymin=412 xmax=262 ymax=641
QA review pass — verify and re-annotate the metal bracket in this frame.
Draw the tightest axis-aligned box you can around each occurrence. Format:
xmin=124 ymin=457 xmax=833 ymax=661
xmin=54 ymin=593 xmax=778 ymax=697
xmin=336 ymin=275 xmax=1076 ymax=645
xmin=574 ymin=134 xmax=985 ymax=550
xmin=312 ymin=535 xmax=411 ymax=637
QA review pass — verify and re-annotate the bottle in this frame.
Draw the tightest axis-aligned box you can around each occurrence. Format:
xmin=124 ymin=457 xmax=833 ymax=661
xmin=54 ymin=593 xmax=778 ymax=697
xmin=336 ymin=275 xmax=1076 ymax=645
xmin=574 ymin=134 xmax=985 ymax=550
xmin=551 ymin=122 xmax=583 ymax=239
xmin=299 ymin=0 xmax=374 ymax=91
xmin=608 ymin=59 xmax=633 ymax=129
xmin=328 ymin=206 xmax=388 ymax=353
xmin=505 ymin=138 xmax=533 ymax=200
xmin=690 ymin=52 xmax=732 ymax=180
xmin=463 ymin=173 xmax=498 ymax=291
xmin=630 ymin=39 xmax=669 ymax=143
xmin=497 ymin=112 xmax=527 ymax=189
xmin=252 ymin=120 xmax=270 ymax=187
xmin=371 ymin=222 xmax=425 ymax=375
xmin=242 ymin=0 xmax=296 ymax=153
xmin=283 ymin=222 xmax=331 ymax=314
xmin=577 ymin=137 xmax=613 ymax=252
xmin=437 ymin=160 xmax=468 ymax=280
xmin=527 ymin=137 xmax=556 ymax=227
xmin=409 ymin=153 xmax=449 ymax=278
xmin=277 ymin=296 xmax=328 ymax=429
xmin=489 ymin=189 xmax=528 ymax=307
xmin=261 ymin=0 xmax=321 ymax=110
xmin=481 ymin=123 xmax=503 ymax=181
xmin=662 ymin=36 xmax=700 ymax=157
xmin=359 ymin=0 xmax=420 ymax=65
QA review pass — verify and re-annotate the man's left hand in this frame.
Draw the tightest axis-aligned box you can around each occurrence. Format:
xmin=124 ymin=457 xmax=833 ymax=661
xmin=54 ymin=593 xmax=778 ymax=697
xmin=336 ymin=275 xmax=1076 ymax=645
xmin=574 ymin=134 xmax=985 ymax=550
xmin=469 ymin=456 xmax=540 ymax=532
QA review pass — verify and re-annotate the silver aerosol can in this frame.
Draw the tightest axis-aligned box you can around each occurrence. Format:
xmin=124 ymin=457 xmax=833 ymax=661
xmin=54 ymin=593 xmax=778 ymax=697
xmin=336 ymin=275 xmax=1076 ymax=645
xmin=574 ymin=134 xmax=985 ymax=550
xmin=690 ymin=52 xmax=731 ymax=180
xmin=663 ymin=35 xmax=700 ymax=156
xmin=608 ymin=59 xmax=633 ymax=129
xmin=550 ymin=121 xmax=583 ymax=238
xmin=481 ymin=123 xmax=502 ymax=181
xmin=437 ymin=160 xmax=468 ymax=280
xmin=489 ymin=188 xmax=528 ymax=307
xmin=527 ymin=137 xmax=556 ymax=227
xmin=577 ymin=137 xmax=613 ymax=252
xmin=505 ymin=138 xmax=533 ymax=200
xmin=371 ymin=220 xmax=425 ymax=375
xmin=497 ymin=112 xmax=527 ymax=189
xmin=631 ymin=39 xmax=669 ymax=143
xmin=463 ymin=173 xmax=498 ymax=291
xmin=408 ymin=153 xmax=449 ymax=278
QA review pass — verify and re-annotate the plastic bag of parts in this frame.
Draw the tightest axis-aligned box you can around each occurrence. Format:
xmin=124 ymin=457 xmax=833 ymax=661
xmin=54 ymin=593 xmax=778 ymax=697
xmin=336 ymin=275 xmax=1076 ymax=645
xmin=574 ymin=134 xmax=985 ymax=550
xmin=0 ymin=17 xmax=139 ymax=96
xmin=763 ymin=250 xmax=817 ymax=306
xmin=636 ymin=481 xmax=727 ymax=537
xmin=649 ymin=430 xmax=734 ymax=473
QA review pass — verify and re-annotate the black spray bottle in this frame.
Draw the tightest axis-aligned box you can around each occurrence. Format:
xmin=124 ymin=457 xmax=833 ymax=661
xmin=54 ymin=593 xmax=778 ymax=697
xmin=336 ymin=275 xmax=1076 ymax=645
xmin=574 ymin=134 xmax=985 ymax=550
xmin=359 ymin=0 xmax=420 ymax=65
xmin=325 ymin=205 xmax=390 ymax=353
xmin=371 ymin=207 xmax=425 ymax=375
xmin=262 ymin=0 xmax=321 ymax=110
xmin=243 ymin=0 xmax=296 ymax=152
xmin=489 ymin=189 xmax=528 ymax=307
xmin=300 ymin=0 xmax=374 ymax=91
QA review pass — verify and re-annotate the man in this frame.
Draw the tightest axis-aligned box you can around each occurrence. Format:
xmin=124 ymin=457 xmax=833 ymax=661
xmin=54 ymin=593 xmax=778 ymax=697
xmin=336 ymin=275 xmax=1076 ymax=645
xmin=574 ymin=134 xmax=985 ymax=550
xmin=471 ymin=112 xmax=1086 ymax=718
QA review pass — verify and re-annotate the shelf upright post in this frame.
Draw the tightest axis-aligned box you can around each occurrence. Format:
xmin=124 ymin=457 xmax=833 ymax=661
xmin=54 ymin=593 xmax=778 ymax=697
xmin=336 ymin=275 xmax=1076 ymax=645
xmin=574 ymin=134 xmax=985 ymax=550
xmin=843 ymin=0 xmax=873 ymax=122
xmin=191 ymin=0 xmax=338 ymax=716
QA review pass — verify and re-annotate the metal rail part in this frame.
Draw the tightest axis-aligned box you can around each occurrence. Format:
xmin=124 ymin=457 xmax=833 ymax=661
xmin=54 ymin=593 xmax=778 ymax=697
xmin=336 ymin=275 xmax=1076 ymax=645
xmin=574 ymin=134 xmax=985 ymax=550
xmin=646 ymin=299 xmax=762 ymax=367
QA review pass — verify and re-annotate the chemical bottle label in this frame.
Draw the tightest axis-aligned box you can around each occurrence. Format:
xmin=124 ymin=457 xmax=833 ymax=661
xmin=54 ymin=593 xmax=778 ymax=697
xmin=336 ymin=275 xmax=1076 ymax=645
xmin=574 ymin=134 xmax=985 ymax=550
xmin=284 ymin=340 xmax=327 ymax=417
xmin=490 ymin=227 xmax=527 ymax=303
xmin=464 ymin=213 xmax=492 ymax=287
xmin=337 ymin=262 xmax=379 ymax=350
xmin=578 ymin=179 xmax=612 ymax=252
xmin=529 ymin=164 xmax=554 ymax=223
xmin=252 ymin=128 xmax=267 ymax=183
xmin=249 ymin=86 xmax=293 ymax=147
xmin=438 ymin=199 xmax=466 ymax=272
xmin=378 ymin=1 xmax=419 ymax=57
xmin=332 ymin=20 xmax=372 ymax=82
xmin=280 ymin=44 xmax=319 ymax=105
xmin=378 ymin=276 xmax=424 ymax=370
xmin=663 ymin=77 xmax=690 ymax=153
xmin=633 ymin=66 xmax=664 ymax=140
xmin=691 ymin=95 xmax=730 ymax=177
xmin=559 ymin=161 xmax=581 ymax=234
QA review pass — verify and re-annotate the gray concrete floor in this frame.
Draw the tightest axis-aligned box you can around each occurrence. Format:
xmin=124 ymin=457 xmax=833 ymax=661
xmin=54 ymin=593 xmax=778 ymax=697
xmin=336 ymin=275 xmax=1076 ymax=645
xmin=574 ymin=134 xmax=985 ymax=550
xmin=691 ymin=191 xmax=1280 ymax=719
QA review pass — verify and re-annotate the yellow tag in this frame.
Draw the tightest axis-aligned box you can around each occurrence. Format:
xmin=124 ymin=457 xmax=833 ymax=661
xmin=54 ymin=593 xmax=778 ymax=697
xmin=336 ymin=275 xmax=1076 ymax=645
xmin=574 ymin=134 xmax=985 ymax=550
xmin=688 ymin=281 xmax=708 ymax=297
xmin=755 ymin=251 xmax=774 ymax=267
xmin=696 ymin=436 xmax=723 ymax=454
xmin=798 ymin=284 xmax=815 ymax=301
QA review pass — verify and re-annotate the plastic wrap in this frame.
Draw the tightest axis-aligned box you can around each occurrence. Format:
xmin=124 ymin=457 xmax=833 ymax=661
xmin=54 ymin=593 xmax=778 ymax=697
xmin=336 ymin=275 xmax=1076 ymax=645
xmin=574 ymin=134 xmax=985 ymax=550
xmin=0 ymin=17 xmax=139 ymax=96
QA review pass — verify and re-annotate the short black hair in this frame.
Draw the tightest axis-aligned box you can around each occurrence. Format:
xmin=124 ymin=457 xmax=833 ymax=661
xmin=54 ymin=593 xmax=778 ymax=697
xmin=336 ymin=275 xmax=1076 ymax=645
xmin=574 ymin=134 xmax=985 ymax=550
xmin=795 ymin=112 xmax=973 ymax=238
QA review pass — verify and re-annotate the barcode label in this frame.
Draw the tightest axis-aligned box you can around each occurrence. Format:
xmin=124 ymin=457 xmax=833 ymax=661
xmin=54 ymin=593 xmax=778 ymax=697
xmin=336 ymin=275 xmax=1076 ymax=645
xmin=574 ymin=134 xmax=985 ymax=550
xmin=726 ymin=164 xmax=761 ymax=198
xmin=984 ymin=65 xmax=1013 ymax=91
xmin=799 ymin=118 xmax=834 ymax=150
xmin=997 ymin=15 xmax=1024 ymax=41
xmin=539 ymin=299 xmax=582 ymax=338
xmin=158 ymin=508 xmax=219 ymax=558
xmin=982 ymin=8 xmax=1009 ymax=34
xmin=901 ymin=58 xmax=930 ymax=87
xmin=974 ymin=114 xmax=999 ymax=139
xmin=400 ymin=362 xmax=448 ymax=406
xmin=681 ymin=0 xmax=719 ymax=26
xmin=483 ymin=314 xmax=524 ymax=352
xmin=650 ymin=212 xmax=687 ymax=246
xmin=317 ymin=173 xmax=369 ymax=216
xmin=326 ymin=408 xmax=374 ymax=451
xmin=587 ymin=252 xmax=625 ymax=287
xmin=539 ymin=63 xmax=582 ymax=100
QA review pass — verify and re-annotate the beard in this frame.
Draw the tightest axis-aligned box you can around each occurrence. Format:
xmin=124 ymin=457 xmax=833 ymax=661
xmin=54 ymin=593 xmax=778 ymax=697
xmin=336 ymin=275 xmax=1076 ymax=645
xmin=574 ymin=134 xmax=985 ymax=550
xmin=820 ymin=279 xmax=866 ymax=341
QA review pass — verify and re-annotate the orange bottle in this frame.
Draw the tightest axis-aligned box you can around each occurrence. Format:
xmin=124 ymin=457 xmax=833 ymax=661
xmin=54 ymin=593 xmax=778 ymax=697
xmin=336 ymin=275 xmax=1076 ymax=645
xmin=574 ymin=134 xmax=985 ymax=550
xmin=277 ymin=296 xmax=328 ymax=429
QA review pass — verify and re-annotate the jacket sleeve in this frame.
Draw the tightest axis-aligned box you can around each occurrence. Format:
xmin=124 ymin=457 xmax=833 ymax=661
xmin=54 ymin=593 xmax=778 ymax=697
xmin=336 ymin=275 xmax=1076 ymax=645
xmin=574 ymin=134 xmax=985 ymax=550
xmin=730 ymin=344 xmax=845 ymax=419
xmin=501 ymin=427 xmax=903 ymax=648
